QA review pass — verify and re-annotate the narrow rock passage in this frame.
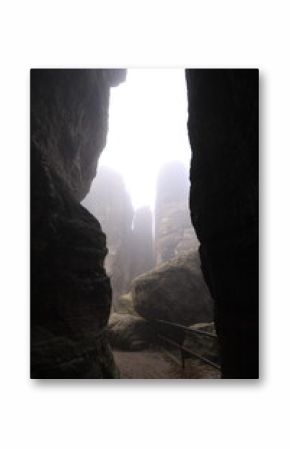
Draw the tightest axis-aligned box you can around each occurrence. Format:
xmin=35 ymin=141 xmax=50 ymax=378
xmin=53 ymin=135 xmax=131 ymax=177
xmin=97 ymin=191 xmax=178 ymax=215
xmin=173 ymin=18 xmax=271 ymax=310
xmin=113 ymin=349 xmax=220 ymax=379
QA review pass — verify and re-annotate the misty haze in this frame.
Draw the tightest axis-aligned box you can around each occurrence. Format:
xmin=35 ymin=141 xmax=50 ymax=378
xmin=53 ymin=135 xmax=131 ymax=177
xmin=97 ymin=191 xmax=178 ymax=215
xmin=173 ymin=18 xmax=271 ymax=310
xmin=31 ymin=68 xmax=258 ymax=379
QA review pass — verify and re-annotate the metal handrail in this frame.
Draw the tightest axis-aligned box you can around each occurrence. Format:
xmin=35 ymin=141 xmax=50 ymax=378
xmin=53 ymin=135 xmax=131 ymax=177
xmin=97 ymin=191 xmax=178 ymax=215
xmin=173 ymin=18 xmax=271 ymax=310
xmin=109 ymin=313 xmax=220 ymax=371
xmin=157 ymin=334 xmax=220 ymax=370
xmin=152 ymin=318 xmax=217 ymax=339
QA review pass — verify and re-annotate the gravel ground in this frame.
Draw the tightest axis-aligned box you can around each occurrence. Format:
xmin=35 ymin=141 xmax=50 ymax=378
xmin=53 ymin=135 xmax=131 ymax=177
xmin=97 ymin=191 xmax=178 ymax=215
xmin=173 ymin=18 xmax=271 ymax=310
xmin=113 ymin=349 xmax=220 ymax=379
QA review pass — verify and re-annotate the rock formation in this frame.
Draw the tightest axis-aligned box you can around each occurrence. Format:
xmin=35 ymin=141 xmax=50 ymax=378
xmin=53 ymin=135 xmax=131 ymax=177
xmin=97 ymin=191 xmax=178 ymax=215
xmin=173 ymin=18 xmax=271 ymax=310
xmin=155 ymin=161 xmax=199 ymax=265
xmin=82 ymin=172 xmax=155 ymax=305
xmin=186 ymin=69 xmax=259 ymax=378
xmin=108 ymin=313 xmax=157 ymax=350
xmin=130 ymin=206 xmax=154 ymax=279
xmin=132 ymin=250 xmax=213 ymax=325
xmin=31 ymin=68 xmax=258 ymax=379
xmin=31 ymin=69 xmax=126 ymax=378
xmin=82 ymin=166 xmax=134 ymax=305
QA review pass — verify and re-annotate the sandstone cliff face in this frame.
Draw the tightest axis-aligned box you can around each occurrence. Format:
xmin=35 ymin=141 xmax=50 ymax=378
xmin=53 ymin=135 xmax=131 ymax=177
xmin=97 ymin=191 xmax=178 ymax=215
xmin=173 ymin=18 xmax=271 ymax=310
xmin=82 ymin=170 xmax=154 ymax=307
xmin=31 ymin=70 xmax=125 ymax=201
xmin=186 ymin=69 xmax=259 ymax=378
xmin=155 ymin=161 xmax=199 ymax=265
xmin=31 ymin=69 xmax=126 ymax=378
xmin=82 ymin=166 xmax=134 ymax=305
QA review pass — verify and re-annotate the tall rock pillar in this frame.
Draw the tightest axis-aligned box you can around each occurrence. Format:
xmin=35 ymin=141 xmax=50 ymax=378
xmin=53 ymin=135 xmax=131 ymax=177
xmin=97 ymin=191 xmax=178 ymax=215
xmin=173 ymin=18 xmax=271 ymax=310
xmin=186 ymin=69 xmax=259 ymax=378
xmin=31 ymin=69 xmax=126 ymax=378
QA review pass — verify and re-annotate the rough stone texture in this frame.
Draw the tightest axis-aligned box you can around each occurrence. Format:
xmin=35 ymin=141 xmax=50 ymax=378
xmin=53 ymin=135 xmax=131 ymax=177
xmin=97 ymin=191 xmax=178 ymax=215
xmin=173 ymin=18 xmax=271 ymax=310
xmin=132 ymin=250 xmax=213 ymax=325
xmin=82 ymin=166 xmax=134 ymax=305
xmin=31 ymin=69 xmax=126 ymax=378
xmin=130 ymin=207 xmax=154 ymax=280
xmin=31 ymin=69 xmax=125 ymax=201
xmin=155 ymin=161 xmax=199 ymax=265
xmin=108 ymin=313 xmax=157 ymax=350
xmin=186 ymin=69 xmax=259 ymax=378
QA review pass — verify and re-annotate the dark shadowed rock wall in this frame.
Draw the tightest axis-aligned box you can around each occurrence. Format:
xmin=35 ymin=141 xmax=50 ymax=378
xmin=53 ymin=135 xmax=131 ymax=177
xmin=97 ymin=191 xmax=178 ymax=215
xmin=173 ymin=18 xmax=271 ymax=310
xmin=31 ymin=69 xmax=126 ymax=378
xmin=186 ymin=69 xmax=258 ymax=378
xmin=82 ymin=166 xmax=134 ymax=305
xmin=155 ymin=161 xmax=199 ymax=264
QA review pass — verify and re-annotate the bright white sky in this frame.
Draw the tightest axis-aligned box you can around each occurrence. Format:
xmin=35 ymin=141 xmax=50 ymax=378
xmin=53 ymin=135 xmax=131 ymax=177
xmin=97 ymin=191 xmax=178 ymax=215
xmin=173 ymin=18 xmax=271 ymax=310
xmin=98 ymin=69 xmax=191 ymax=211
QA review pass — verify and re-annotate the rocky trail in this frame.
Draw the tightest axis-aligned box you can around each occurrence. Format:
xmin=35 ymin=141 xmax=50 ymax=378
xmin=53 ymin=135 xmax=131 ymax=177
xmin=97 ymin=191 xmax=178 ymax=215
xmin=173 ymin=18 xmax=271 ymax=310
xmin=113 ymin=349 xmax=220 ymax=379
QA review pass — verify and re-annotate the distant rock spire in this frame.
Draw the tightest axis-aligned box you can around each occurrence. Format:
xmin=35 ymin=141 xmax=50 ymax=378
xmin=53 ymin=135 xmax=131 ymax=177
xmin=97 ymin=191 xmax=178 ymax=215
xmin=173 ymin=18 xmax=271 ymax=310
xmin=130 ymin=206 xmax=154 ymax=279
xmin=155 ymin=160 xmax=199 ymax=264
xmin=82 ymin=166 xmax=134 ymax=304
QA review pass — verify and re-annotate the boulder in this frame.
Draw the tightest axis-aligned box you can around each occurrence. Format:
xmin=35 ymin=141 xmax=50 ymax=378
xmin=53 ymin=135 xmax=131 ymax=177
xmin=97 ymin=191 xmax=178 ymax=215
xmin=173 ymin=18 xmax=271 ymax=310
xmin=132 ymin=250 xmax=214 ymax=326
xmin=108 ymin=313 xmax=156 ymax=350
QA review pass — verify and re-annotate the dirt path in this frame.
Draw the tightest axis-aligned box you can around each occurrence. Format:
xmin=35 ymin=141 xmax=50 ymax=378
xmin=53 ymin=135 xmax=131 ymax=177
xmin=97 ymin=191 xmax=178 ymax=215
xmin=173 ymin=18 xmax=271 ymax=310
xmin=113 ymin=349 xmax=220 ymax=379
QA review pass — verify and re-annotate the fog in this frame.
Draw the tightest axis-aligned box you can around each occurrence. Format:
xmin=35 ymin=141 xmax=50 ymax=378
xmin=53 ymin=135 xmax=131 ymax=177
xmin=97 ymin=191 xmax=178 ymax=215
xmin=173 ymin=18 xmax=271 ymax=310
xmin=96 ymin=68 xmax=191 ymax=211
xmin=82 ymin=69 xmax=198 ymax=306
